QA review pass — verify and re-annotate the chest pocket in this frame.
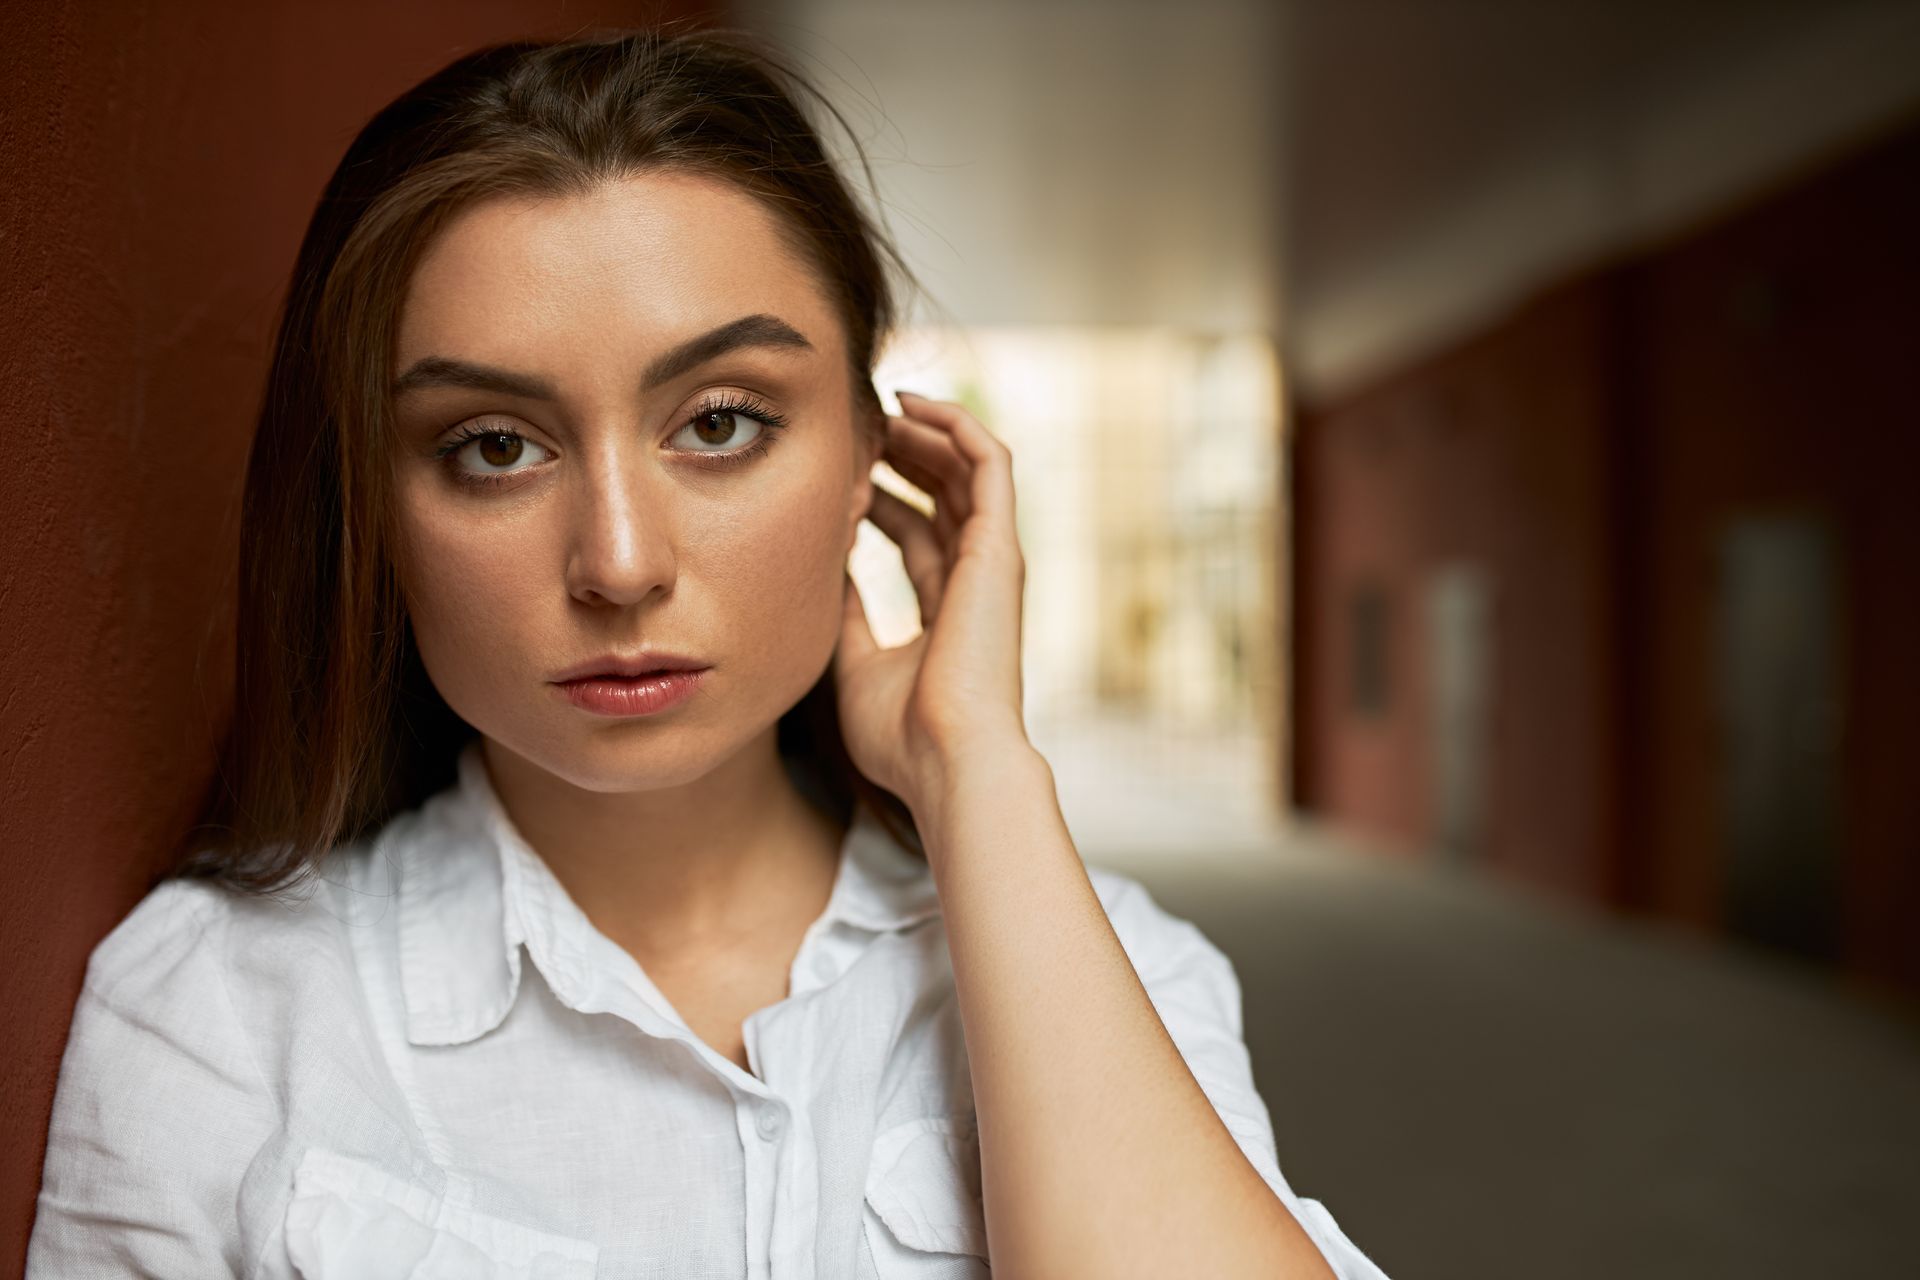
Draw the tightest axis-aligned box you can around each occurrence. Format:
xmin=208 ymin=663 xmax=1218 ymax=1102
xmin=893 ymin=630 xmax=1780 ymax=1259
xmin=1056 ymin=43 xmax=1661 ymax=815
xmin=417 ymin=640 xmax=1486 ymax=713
xmin=283 ymin=1146 xmax=599 ymax=1280
xmin=862 ymin=1114 xmax=992 ymax=1277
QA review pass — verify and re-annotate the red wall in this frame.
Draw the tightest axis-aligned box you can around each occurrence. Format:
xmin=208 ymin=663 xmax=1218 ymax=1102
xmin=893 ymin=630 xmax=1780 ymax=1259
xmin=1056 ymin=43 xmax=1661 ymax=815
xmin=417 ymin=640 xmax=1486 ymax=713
xmin=1619 ymin=122 xmax=1920 ymax=981
xmin=1292 ymin=116 xmax=1920 ymax=992
xmin=0 ymin=1 xmax=717 ymax=1266
xmin=1292 ymin=278 xmax=1623 ymax=901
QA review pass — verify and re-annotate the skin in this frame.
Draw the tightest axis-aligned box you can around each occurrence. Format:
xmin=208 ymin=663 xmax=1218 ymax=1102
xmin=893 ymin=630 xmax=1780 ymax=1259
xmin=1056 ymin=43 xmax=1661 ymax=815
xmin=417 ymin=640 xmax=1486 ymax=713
xmin=390 ymin=172 xmax=885 ymax=1059
xmin=389 ymin=169 xmax=1333 ymax=1278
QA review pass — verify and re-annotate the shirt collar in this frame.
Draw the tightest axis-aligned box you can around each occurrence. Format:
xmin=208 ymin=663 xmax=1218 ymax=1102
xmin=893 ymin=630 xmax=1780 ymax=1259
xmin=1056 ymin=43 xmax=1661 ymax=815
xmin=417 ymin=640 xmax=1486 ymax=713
xmin=396 ymin=739 xmax=941 ymax=1047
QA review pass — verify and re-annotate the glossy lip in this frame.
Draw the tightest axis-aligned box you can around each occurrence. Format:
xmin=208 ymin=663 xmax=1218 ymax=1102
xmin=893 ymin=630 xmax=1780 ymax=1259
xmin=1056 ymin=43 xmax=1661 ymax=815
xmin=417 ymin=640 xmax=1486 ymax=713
xmin=550 ymin=651 xmax=710 ymax=683
xmin=552 ymin=668 xmax=710 ymax=718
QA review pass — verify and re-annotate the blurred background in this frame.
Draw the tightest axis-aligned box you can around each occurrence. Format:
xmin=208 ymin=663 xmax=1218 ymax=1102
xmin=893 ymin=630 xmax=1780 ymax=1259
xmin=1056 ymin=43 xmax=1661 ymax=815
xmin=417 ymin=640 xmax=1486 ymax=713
xmin=5 ymin=0 xmax=1918 ymax=1275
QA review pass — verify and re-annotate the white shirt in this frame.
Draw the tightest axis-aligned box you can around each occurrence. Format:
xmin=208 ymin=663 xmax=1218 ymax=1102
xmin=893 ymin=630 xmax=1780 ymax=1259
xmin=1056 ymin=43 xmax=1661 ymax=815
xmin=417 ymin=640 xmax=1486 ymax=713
xmin=29 ymin=741 xmax=1388 ymax=1279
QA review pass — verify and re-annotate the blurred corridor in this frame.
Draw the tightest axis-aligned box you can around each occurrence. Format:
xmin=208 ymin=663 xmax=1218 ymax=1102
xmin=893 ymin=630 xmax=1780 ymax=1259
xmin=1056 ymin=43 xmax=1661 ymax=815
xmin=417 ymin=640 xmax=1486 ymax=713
xmin=1052 ymin=714 xmax=1920 ymax=1278
xmin=784 ymin=0 xmax=1920 ymax=986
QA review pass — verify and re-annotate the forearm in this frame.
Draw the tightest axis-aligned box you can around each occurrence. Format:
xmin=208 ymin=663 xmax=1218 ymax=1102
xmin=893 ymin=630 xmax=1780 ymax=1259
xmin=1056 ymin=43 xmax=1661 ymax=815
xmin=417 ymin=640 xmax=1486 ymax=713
xmin=911 ymin=741 xmax=1336 ymax=1280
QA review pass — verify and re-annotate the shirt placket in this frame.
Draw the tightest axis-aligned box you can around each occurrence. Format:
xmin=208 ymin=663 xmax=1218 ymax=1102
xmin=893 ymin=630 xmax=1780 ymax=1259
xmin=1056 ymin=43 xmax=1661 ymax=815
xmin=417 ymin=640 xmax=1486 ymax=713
xmin=740 ymin=916 xmax=850 ymax=1280
xmin=508 ymin=890 xmax=788 ymax=1279
xmin=740 ymin=1008 xmax=815 ymax=1280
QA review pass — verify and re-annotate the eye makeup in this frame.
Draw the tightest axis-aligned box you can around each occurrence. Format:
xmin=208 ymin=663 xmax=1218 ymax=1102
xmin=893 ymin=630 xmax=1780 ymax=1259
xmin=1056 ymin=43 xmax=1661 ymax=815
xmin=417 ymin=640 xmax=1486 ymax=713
xmin=428 ymin=389 xmax=793 ymax=491
xmin=672 ymin=390 xmax=792 ymax=472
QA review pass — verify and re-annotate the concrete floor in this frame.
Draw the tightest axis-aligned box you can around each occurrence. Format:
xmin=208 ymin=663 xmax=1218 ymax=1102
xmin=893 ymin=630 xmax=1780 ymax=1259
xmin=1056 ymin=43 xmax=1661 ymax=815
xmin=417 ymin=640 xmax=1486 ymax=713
xmin=1033 ymin=713 xmax=1920 ymax=1280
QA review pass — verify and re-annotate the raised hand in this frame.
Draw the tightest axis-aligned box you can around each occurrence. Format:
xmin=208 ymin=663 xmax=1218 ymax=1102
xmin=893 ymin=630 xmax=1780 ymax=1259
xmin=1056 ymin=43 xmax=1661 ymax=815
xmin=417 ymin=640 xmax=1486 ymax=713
xmin=833 ymin=391 xmax=1030 ymax=819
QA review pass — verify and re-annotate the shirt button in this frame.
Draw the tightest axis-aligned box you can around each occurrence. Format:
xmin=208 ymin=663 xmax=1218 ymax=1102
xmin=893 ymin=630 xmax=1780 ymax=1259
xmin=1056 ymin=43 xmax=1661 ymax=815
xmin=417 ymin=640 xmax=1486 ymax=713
xmin=755 ymin=1106 xmax=784 ymax=1141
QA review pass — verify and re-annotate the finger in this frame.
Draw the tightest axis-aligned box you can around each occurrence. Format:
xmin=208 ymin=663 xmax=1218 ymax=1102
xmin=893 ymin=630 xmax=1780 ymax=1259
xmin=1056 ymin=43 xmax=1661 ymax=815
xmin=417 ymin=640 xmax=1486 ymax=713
xmin=895 ymin=392 xmax=1014 ymax=544
xmin=864 ymin=484 xmax=947 ymax=624
xmin=875 ymin=462 xmax=958 ymax=551
xmin=883 ymin=415 xmax=974 ymax=527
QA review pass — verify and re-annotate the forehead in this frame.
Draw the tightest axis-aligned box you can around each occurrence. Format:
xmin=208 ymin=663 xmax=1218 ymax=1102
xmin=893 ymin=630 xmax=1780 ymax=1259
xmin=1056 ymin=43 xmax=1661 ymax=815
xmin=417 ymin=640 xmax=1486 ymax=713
xmin=396 ymin=170 xmax=841 ymax=364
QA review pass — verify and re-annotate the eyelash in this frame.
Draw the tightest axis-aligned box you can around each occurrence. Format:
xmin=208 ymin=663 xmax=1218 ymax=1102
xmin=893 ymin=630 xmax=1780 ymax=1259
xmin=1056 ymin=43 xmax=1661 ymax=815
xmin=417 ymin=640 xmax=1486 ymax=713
xmin=432 ymin=392 xmax=792 ymax=491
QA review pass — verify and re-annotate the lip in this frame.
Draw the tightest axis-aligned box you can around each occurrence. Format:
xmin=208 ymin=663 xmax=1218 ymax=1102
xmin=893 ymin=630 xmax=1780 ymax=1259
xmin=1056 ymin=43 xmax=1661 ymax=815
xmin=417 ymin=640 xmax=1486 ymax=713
xmin=552 ymin=668 xmax=710 ymax=718
xmin=550 ymin=652 xmax=710 ymax=683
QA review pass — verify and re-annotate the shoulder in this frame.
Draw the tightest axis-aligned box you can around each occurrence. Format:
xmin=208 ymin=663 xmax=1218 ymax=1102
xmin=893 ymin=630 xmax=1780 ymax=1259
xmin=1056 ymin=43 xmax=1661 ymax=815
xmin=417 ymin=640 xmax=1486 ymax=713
xmin=84 ymin=850 xmax=396 ymax=1013
xmin=36 ymin=843 xmax=412 ymax=1218
xmin=56 ymin=875 xmax=289 ymax=1113
xmin=67 ymin=829 xmax=418 ymax=1112
xmin=78 ymin=875 xmax=253 ymax=1023
xmin=33 ymin=861 xmax=375 ymax=1277
xmin=82 ymin=874 xmax=228 ymax=991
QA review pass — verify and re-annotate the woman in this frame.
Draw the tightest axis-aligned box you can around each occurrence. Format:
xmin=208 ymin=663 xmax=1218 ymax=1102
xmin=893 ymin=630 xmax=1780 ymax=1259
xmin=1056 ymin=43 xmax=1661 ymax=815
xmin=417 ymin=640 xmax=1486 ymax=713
xmin=28 ymin=25 xmax=1387 ymax=1280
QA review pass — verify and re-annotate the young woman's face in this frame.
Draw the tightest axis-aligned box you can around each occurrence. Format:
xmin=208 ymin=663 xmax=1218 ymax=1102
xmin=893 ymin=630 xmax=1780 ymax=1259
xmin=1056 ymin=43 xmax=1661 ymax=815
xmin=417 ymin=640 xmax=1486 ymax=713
xmin=389 ymin=171 xmax=881 ymax=793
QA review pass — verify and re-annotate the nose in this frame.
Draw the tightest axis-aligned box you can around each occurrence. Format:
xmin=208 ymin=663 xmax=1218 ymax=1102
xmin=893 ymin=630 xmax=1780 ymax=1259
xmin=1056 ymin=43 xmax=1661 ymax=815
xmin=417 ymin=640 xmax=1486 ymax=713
xmin=563 ymin=445 xmax=676 ymax=608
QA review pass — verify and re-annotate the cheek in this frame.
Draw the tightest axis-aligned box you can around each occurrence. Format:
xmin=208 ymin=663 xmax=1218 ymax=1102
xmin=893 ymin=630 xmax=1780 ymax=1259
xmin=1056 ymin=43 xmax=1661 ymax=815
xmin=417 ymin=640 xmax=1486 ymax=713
xmin=394 ymin=495 xmax=550 ymax=690
xmin=705 ymin=463 xmax=853 ymax=650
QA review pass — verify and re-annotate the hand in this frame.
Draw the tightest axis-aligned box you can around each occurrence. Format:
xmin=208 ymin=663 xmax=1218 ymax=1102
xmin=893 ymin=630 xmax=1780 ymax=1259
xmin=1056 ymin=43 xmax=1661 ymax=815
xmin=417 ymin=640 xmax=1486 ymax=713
xmin=833 ymin=391 xmax=1031 ymax=818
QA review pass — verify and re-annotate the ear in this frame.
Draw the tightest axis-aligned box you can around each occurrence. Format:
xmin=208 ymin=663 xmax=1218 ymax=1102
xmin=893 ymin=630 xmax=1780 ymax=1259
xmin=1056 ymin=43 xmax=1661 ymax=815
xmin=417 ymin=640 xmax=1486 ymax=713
xmin=848 ymin=410 xmax=885 ymax=538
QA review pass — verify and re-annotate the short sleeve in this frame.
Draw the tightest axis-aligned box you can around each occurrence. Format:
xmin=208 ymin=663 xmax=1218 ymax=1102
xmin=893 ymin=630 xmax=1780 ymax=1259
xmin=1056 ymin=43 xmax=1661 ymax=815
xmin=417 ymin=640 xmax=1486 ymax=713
xmin=26 ymin=878 xmax=279 ymax=1278
xmin=1091 ymin=868 xmax=1393 ymax=1280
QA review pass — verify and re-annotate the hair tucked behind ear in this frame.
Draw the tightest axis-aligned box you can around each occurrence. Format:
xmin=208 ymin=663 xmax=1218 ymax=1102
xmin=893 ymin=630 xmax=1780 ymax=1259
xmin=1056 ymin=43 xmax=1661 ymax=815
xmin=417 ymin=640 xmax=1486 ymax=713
xmin=177 ymin=21 xmax=927 ymax=893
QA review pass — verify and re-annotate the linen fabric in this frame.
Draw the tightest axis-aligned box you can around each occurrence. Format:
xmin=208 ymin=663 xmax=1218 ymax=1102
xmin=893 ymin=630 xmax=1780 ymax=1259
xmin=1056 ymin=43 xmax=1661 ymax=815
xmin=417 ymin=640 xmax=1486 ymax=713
xmin=28 ymin=741 xmax=1389 ymax=1279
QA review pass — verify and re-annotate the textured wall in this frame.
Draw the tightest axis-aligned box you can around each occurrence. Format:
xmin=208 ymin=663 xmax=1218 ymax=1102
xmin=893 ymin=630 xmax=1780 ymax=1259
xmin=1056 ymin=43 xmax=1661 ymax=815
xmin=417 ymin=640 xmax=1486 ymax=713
xmin=0 ymin=0 xmax=717 ymax=1265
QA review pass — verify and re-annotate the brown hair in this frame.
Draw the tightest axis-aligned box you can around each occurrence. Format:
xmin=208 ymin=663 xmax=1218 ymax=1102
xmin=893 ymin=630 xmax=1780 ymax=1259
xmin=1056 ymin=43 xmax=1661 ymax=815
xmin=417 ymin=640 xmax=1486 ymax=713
xmin=178 ymin=23 xmax=926 ymax=893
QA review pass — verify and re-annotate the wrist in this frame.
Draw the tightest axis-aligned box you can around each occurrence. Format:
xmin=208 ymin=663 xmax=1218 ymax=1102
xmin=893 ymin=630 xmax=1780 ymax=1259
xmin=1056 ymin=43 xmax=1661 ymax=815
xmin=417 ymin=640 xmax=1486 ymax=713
xmin=908 ymin=736 xmax=1054 ymax=845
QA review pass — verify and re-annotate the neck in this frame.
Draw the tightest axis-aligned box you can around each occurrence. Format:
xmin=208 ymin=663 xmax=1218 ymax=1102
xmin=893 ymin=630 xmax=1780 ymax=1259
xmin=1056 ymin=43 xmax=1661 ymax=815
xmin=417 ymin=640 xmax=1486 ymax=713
xmin=479 ymin=729 xmax=845 ymax=963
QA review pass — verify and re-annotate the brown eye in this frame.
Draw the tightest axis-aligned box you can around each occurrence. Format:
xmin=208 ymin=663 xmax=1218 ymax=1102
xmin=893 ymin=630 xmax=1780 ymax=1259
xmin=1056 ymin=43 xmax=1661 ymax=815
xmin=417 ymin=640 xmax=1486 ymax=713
xmin=670 ymin=397 xmax=787 ymax=459
xmin=690 ymin=410 xmax=752 ymax=449
xmin=476 ymin=433 xmax=523 ymax=468
xmin=441 ymin=427 xmax=552 ymax=482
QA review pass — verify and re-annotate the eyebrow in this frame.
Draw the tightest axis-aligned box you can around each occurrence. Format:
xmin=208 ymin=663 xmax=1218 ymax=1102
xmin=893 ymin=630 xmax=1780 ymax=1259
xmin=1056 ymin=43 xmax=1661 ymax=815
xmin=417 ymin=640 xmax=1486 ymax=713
xmin=390 ymin=313 xmax=815 ymax=400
